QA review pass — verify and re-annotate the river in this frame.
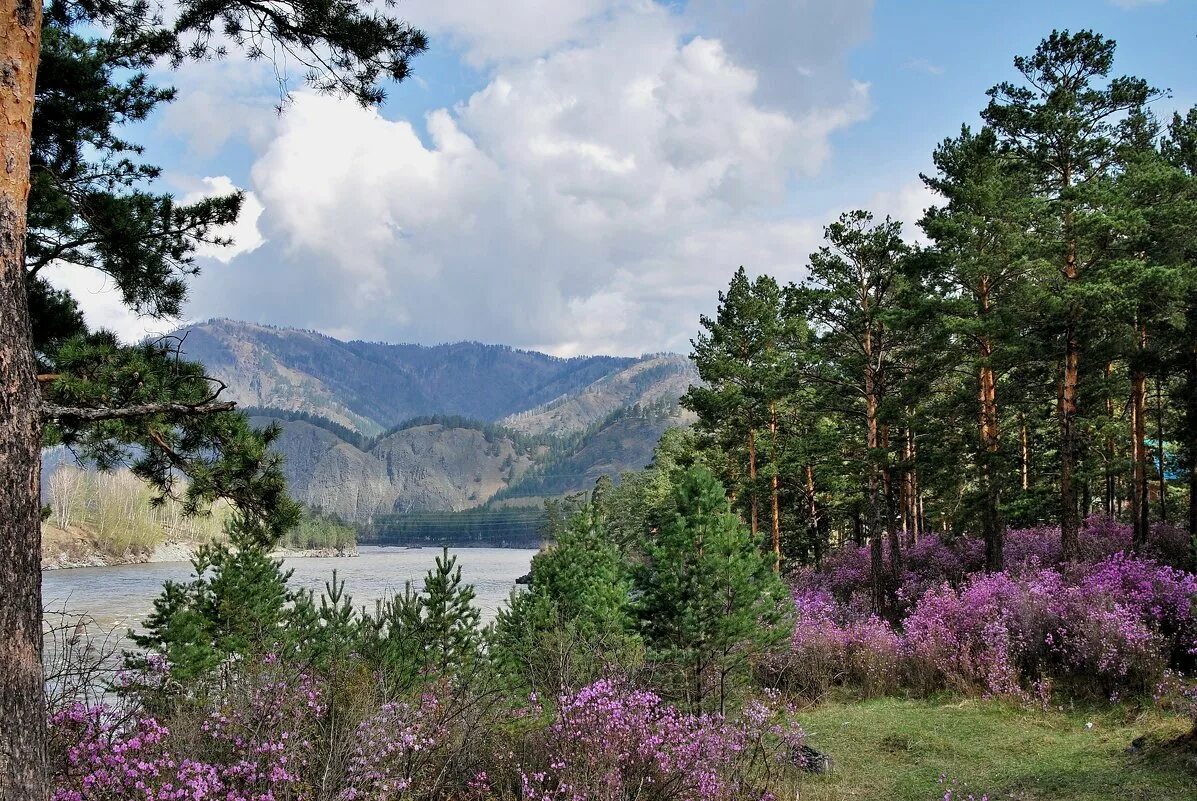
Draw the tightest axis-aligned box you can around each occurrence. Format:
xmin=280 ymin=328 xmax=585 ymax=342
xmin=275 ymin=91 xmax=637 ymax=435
xmin=42 ymin=546 xmax=537 ymax=635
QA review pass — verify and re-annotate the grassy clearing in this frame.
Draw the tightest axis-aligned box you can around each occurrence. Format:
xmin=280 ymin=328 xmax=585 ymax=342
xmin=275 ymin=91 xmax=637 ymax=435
xmin=795 ymin=696 xmax=1195 ymax=801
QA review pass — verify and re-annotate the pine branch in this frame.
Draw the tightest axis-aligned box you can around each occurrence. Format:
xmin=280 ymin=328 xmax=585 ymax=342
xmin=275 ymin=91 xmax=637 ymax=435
xmin=42 ymin=400 xmax=236 ymax=422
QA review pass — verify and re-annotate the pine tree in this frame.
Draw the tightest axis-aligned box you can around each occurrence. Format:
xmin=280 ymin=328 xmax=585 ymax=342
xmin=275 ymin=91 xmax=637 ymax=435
xmin=419 ymin=548 xmax=482 ymax=676
xmin=982 ymin=30 xmax=1161 ymax=558
xmin=634 ymin=466 xmax=788 ymax=714
xmin=793 ymin=211 xmax=912 ymax=612
xmin=0 ymin=4 xmax=427 ymax=794
xmin=919 ymin=125 xmax=1040 ymax=570
xmin=1157 ymin=108 xmax=1197 ymax=567
xmin=131 ymin=516 xmax=295 ymax=682
xmin=491 ymin=504 xmax=637 ymax=692
xmin=685 ymin=268 xmax=808 ymax=567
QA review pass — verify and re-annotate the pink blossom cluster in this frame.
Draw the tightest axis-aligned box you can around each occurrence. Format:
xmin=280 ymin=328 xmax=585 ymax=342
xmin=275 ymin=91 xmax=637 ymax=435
xmin=788 ymin=521 xmax=1197 ymax=701
xmin=519 ymin=680 xmax=806 ymax=801
xmin=49 ymin=661 xmax=324 ymax=801
xmin=796 ymin=518 xmax=1191 ymax=620
xmin=337 ymin=692 xmax=461 ymax=801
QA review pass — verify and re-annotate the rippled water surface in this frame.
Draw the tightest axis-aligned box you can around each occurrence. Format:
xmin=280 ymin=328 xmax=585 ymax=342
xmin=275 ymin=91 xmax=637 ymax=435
xmin=43 ymin=546 xmax=536 ymax=634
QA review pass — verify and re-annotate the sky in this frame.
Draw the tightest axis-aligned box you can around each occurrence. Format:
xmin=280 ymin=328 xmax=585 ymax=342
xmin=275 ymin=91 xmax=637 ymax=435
xmin=52 ymin=0 xmax=1197 ymax=357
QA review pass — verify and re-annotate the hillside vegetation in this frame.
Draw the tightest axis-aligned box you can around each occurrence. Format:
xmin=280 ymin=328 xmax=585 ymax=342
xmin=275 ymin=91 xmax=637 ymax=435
xmin=173 ymin=320 xmax=699 ymax=524
xmin=251 ymin=400 xmax=690 ymax=524
xmin=177 ymin=319 xmax=646 ymax=433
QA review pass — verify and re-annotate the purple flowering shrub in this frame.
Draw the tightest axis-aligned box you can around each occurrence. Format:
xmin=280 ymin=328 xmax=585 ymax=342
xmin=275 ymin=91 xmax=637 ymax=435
xmin=795 ymin=518 xmax=1190 ymax=621
xmin=49 ymin=657 xmax=326 ymax=801
xmin=336 ymin=680 xmax=510 ymax=801
xmin=518 ymin=680 xmax=805 ymax=801
xmin=784 ymin=519 xmax=1197 ymax=702
xmin=50 ymin=659 xmax=809 ymax=801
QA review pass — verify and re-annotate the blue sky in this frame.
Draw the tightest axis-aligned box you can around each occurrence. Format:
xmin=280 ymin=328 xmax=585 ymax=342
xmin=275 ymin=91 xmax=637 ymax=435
xmin=57 ymin=0 xmax=1197 ymax=356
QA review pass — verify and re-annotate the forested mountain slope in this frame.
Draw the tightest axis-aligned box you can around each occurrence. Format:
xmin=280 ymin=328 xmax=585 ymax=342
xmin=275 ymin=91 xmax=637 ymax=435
xmin=176 ymin=319 xmax=640 ymax=434
xmin=161 ymin=320 xmax=700 ymax=521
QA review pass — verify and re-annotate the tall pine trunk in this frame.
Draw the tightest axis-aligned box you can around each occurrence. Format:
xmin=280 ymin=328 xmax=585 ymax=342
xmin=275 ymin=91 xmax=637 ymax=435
xmin=1058 ymin=180 xmax=1082 ymax=560
xmin=1060 ymin=319 xmax=1081 ymax=559
xmin=1104 ymin=363 xmax=1116 ymax=517
xmin=1131 ymin=344 xmax=1149 ymax=551
xmin=768 ymin=402 xmax=781 ymax=571
xmin=1 ymin=0 xmax=47 ymax=798
xmin=865 ymin=377 xmax=885 ymax=614
xmin=1186 ymin=294 xmax=1197 ymax=572
xmin=1156 ymin=380 xmax=1167 ymax=524
xmin=1020 ymin=413 xmax=1030 ymax=492
xmin=805 ymin=464 xmax=821 ymax=567
xmin=747 ymin=428 xmax=759 ymax=538
xmin=881 ymin=424 xmax=901 ymax=580
xmin=978 ymin=327 xmax=1003 ymax=572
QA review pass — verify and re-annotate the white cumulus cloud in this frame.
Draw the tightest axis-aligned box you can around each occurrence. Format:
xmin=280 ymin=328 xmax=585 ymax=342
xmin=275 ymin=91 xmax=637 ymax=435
xmin=188 ymin=0 xmax=877 ymax=354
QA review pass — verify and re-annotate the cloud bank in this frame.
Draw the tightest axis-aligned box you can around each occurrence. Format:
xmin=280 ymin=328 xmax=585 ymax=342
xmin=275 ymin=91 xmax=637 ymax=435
xmin=108 ymin=0 xmax=903 ymax=354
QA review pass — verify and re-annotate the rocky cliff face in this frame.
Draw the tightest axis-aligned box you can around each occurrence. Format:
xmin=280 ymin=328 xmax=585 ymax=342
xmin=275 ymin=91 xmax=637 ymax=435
xmin=258 ymin=418 xmax=539 ymax=519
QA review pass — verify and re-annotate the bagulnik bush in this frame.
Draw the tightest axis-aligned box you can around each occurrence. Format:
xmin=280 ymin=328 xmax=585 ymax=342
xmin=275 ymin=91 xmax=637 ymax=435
xmin=784 ymin=519 xmax=1197 ymax=703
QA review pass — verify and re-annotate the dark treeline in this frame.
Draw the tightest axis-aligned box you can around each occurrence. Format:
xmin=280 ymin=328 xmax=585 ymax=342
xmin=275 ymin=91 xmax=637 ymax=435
xmin=246 ymin=407 xmax=569 ymax=454
xmin=684 ymin=31 xmax=1197 ymax=613
xmin=244 ymin=407 xmax=374 ymax=450
xmin=367 ymin=505 xmax=547 ymax=547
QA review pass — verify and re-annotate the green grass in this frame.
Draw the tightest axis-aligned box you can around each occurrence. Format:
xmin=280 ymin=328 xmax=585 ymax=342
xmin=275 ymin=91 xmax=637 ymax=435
xmin=794 ymin=696 xmax=1195 ymax=801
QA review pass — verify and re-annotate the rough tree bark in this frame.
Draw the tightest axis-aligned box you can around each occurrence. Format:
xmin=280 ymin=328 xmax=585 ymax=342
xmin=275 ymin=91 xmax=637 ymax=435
xmin=1 ymin=0 xmax=46 ymax=798
xmin=977 ymin=276 xmax=1003 ymax=571
xmin=767 ymin=402 xmax=780 ymax=572
xmin=1059 ymin=181 xmax=1081 ymax=561
xmin=1131 ymin=330 xmax=1149 ymax=551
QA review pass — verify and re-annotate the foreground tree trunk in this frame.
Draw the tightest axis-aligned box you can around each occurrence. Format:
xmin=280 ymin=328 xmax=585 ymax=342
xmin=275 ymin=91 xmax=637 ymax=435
xmin=1 ymin=0 xmax=47 ymax=798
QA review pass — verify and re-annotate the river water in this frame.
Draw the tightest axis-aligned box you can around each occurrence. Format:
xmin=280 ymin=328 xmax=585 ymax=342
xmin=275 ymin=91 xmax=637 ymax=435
xmin=42 ymin=546 xmax=536 ymax=635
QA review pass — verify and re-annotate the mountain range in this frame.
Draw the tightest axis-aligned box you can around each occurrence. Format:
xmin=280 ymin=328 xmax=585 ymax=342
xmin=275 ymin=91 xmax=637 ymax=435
xmin=173 ymin=320 xmax=697 ymax=523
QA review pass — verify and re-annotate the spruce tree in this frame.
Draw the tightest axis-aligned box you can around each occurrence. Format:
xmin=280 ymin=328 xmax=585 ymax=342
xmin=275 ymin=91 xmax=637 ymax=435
xmin=634 ymin=466 xmax=788 ymax=714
